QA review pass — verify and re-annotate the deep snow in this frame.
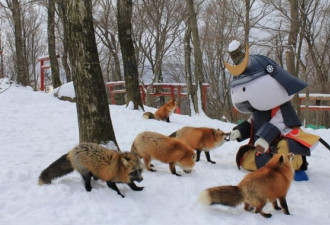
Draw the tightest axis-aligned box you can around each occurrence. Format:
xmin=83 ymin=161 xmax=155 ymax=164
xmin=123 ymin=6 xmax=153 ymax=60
xmin=0 ymin=79 xmax=330 ymax=225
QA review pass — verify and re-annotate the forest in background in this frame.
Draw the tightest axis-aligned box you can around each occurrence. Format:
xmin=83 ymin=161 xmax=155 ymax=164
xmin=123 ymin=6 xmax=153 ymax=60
xmin=0 ymin=0 xmax=329 ymax=127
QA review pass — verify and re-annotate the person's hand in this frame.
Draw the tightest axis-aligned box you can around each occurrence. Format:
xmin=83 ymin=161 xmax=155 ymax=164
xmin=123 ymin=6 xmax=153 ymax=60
xmin=229 ymin=130 xmax=241 ymax=141
xmin=254 ymin=138 xmax=269 ymax=154
xmin=255 ymin=145 xmax=265 ymax=154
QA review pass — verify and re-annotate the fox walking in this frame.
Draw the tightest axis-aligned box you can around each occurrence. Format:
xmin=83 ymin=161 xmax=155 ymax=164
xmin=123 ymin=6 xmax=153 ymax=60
xmin=39 ymin=143 xmax=144 ymax=198
xmin=131 ymin=131 xmax=196 ymax=176
xmin=169 ymin=126 xmax=228 ymax=163
xmin=199 ymin=153 xmax=294 ymax=218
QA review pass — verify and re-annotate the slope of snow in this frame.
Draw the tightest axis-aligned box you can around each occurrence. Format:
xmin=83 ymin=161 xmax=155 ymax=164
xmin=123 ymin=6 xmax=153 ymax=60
xmin=0 ymin=80 xmax=329 ymax=225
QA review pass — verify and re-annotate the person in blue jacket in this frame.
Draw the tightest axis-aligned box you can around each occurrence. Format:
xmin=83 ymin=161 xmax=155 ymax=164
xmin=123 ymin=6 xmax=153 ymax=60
xmin=225 ymin=43 xmax=320 ymax=181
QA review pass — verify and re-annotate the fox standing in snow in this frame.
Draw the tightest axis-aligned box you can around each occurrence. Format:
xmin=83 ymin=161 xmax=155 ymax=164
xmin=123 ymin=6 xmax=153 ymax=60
xmin=143 ymin=99 xmax=177 ymax=122
xmin=38 ymin=143 xmax=144 ymax=198
xmin=169 ymin=126 xmax=229 ymax=164
xmin=131 ymin=131 xmax=196 ymax=176
xmin=198 ymin=153 xmax=294 ymax=218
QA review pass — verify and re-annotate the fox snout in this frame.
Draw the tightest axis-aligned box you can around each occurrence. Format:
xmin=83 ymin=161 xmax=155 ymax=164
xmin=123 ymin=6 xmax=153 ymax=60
xmin=224 ymin=132 xmax=231 ymax=141
xmin=135 ymin=176 xmax=143 ymax=182
xmin=130 ymin=172 xmax=143 ymax=183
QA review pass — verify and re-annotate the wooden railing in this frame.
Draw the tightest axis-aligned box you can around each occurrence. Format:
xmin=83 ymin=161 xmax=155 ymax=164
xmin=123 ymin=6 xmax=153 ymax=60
xmin=299 ymin=93 xmax=330 ymax=111
xmin=105 ymin=81 xmax=210 ymax=113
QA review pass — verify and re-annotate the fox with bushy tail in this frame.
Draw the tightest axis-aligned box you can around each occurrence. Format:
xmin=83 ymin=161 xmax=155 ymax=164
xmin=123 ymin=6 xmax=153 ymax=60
xmin=169 ymin=126 xmax=229 ymax=164
xmin=198 ymin=153 xmax=294 ymax=218
xmin=131 ymin=131 xmax=196 ymax=176
xmin=38 ymin=143 xmax=144 ymax=198
xmin=143 ymin=99 xmax=177 ymax=122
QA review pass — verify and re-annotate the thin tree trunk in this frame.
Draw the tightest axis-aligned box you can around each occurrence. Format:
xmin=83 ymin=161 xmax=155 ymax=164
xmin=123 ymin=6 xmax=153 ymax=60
xmin=0 ymin=36 xmax=3 ymax=78
xmin=11 ymin=0 xmax=29 ymax=86
xmin=286 ymin=0 xmax=301 ymax=117
xmin=57 ymin=1 xmax=72 ymax=82
xmin=0 ymin=22 xmax=3 ymax=79
xmin=117 ymin=0 xmax=144 ymax=110
xmin=244 ymin=0 xmax=250 ymax=44
xmin=63 ymin=0 xmax=119 ymax=147
xmin=48 ymin=0 xmax=61 ymax=88
xmin=186 ymin=0 xmax=204 ymax=114
xmin=184 ymin=20 xmax=197 ymax=115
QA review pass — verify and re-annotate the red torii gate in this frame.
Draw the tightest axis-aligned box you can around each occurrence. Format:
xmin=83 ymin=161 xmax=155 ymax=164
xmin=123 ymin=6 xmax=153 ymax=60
xmin=37 ymin=55 xmax=60 ymax=91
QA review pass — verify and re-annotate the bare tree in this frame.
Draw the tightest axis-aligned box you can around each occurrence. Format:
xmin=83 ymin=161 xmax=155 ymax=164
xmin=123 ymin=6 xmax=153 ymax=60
xmin=21 ymin=3 xmax=45 ymax=90
xmin=1 ymin=0 xmax=29 ymax=86
xmin=302 ymin=0 xmax=330 ymax=127
xmin=134 ymin=0 xmax=185 ymax=105
xmin=183 ymin=18 xmax=196 ymax=115
xmin=185 ymin=0 xmax=204 ymax=114
xmin=47 ymin=0 xmax=61 ymax=88
xmin=284 ymin=0 xmax=302 ymax=116
xmin=261 ymin=0 xmax=329 ymax=126
xmin=94 ymin=0 xmax=125 ymax=104
xmin=56 ymin=0 xmax=71 ymax=83
xmin=117 ymin=0 xmax=144 ymax=110
xmin=199 ymin=0 xmax=240 ymax=120
xmin=0 ymin=22 xmax=3 ymax=78
xmin=62 ymin=0 xmax=119 ymax=146
xmin=94 ymin=0 xmax=122 ymax=83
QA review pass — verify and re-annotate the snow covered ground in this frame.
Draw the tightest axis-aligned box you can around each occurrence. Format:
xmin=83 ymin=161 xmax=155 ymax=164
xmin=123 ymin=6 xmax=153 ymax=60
xmin=1 ymin=79 xmax=330 ymax=225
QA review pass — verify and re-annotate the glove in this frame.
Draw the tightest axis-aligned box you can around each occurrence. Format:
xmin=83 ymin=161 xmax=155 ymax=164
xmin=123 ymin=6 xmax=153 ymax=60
xmin=254 ymin=138 xmax=269 ymax=154
xmin=230 ymin=130 xmax=241 ymax=141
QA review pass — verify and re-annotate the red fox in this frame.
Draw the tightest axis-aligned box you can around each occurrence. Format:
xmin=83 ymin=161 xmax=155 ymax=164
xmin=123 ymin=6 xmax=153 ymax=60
xmin=198 ymin=153 xmax=294 ymax=218
xmin=143 ymin=99 xmax=177 ymax=122
xmin=131 ymin=131 xmax=196 ymax=176
xmin=169 ymin=126 xmax=229 ymax=164
xmin=38 ymin=143 xmax=144 ymax=198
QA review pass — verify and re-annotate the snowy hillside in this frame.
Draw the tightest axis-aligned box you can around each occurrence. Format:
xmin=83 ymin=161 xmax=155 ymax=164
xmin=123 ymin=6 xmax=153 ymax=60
xmin=0 ymin=79 xmax=330 ymax=225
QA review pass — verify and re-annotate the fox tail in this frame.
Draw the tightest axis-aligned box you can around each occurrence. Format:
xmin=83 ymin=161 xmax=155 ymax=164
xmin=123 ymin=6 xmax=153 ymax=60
xmin=38 ymin=153 xmax=73 ymax=185
xmin=198 ymin=185 xmax=243 ymax=207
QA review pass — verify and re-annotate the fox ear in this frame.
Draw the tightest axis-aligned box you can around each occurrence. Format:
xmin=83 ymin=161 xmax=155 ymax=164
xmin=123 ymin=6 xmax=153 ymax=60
xmin=287 ymin=152 xmax=294 ymax=161
xmin=279 ymin=155 xmax=284 ymax=165
xmin=212 ymin=129 xmax=217 ymax=136
xmin=192 ymin=153 xmax=197 ymax=161
xmin=122 ymin=157 xmax=130 ymax=167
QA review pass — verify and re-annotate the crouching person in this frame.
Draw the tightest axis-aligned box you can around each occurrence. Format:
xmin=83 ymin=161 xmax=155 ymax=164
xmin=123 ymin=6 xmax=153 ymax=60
xmin=225 ymin=41 xmax=320 ymax=181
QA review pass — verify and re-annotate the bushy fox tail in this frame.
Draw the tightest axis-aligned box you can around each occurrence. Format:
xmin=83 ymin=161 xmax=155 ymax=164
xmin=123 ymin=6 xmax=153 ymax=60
xmin=142 ymin=112 xmax=154 ymax=119
xmin=198 ymin=185 xmax=243 ymax=207
xmin=38 ymin=153 xmax=73 ymax=185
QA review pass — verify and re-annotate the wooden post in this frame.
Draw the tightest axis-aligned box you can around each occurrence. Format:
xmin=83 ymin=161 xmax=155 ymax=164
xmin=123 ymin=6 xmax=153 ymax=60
xmin=176 ymin=86 xmax=182 ymax=114
xmin=109 ymin=85 xmax=115 ymax=104
xmin=170 ymin=86 xmax=175 ymax=99
xmin=40 ymin=60 xmax=45 ymax=91
xmin=202 ymin=84 xmax=208 ymax=113
xmin=140 ymin=85 xmax=146 ymax=104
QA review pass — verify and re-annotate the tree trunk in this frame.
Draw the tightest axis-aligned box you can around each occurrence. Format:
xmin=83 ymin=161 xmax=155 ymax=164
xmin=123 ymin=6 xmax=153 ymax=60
xmin=63 ymin=0 xmax=119 ymax=147
xmin=0 ymin=31 xmax=3 ymax=78
xmin=117 ymin=0 xmax=144 ymax=110
xmin=109 ymin=33 xmax=124 ymax=104
xmin=286 ymin=0 xmax=301 ymax=117
xmin=11 ymin=0 xmax=29 ymax=86
xmin=184 ymin=20 xmax=197 ymax=115
xmin=244 ymin=0 xmax=251 ymax=44
xmin=57 ymin=1 xmax=72 ymax=83
xmin=110 ymin=33 xmax=122 ymax=82
xmin=186 ymin=0 xmax=204 ymax=114
xmin=48 ymin=0 xmax=61 ymax=88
